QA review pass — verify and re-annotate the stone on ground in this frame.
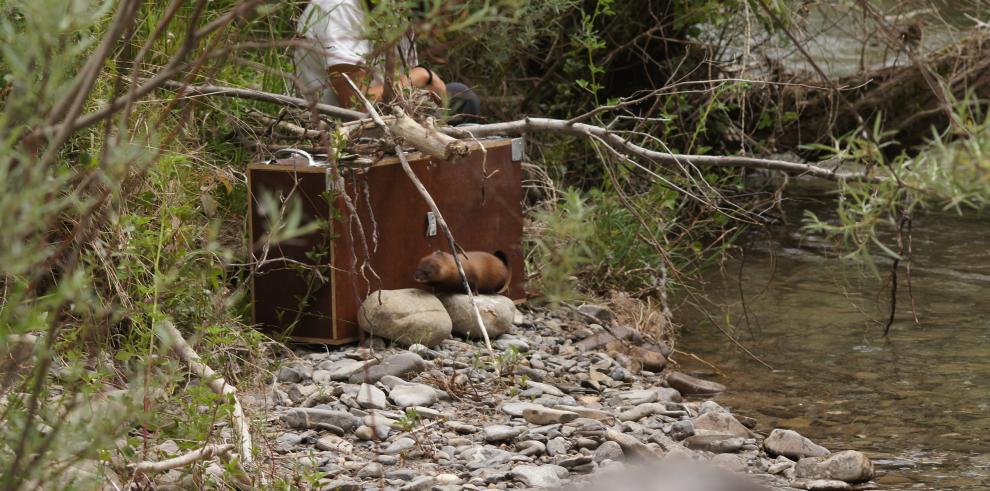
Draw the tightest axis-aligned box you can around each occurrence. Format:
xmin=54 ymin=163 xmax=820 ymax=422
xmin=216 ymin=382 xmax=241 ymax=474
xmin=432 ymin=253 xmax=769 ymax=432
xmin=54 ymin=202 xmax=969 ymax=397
xmin=764 ymin=428 xmax=830 ymax=459
xmin=666 ymin=371 xmax=727 ymax=395
xmin=358 ymin=289 xmax=452 ymax=347
xmin=438 ymin=293 xmax=515 ymax=339
xmin=348 ymin=351 xmax=426 ymax=383
xmin=795 ymin=450 xmax=874 ymax=483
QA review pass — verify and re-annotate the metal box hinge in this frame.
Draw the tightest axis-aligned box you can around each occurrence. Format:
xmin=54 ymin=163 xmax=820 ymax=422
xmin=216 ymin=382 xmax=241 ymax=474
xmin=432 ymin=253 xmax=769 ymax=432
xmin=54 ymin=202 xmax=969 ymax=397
xmin=511 ymin=137 xmax=525 ymax=162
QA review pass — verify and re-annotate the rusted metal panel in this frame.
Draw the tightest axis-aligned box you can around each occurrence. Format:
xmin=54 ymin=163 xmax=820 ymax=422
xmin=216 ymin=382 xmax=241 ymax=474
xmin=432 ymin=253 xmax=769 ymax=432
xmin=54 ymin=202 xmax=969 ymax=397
xmin=248 ymin=139 xmax=525 ymax=344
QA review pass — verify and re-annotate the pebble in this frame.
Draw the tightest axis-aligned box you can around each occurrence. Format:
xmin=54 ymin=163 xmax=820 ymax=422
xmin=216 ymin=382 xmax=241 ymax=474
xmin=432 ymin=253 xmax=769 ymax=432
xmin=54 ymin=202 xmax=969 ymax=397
xmin=665 ymin=371 xmax=727 ymax=395
xmin=511 ymin=464 xmax=566 ymax=488
xmin=546 ymin=436 xmax=569 ymax=456
xmin=357 ymin=462 xmax=384 ymax=478
xmin=524 ymin=380 xmax=564 ymax=396
xmin=765 ymin=428 xmax=830 ymax=459
xmin=593 ymin=441 xmax=624 ymax=463
xmin=382 ymin=437 xmax=417 ymax=455
xmin=494 ymin=335 xmax=530 ymax=352
xmin=282 ymin=408 xmax=360 ymax=432
xmin=276 ymin=366 xmax=305 ymax=383
xmin=693 ymin=411 xmax=753 ymax=438
xmin=357 ymin=383 xmax=387 ymax=410
xmin=316 ymin=358 xmax=376 ymax=382
xmin=349 ymin=352 xmax=427 ymax=384
xmin=315 ymin=434 xmax=353 ymax=453
xmin=554 ymin=404 xmax=612 ymax=421
xmin=668 ymin=419 xmax=695 ymax=441
xmin=517 ymin=440 xmax=546 ymax=456
xmin=446 ymin=421 xmax=479 ymax=434
xmin=485 ymin=425 xmax=525 ymax=443
xmin=683 ymin=434 xmax=745 ymax=453
xmin=522 ymin=407 xmax=579 ymax=425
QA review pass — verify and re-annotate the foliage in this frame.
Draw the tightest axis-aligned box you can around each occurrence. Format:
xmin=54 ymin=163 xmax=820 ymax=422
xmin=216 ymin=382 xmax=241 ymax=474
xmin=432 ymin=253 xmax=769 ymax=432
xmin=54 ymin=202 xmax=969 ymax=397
xmin=802 ymin=101 xmax=990 ymax=273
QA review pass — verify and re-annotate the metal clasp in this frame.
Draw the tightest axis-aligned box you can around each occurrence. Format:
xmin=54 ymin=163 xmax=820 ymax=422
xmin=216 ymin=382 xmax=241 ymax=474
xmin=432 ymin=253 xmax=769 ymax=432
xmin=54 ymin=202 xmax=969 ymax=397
xmin=426 ymin=212 xmax=437 ymax=237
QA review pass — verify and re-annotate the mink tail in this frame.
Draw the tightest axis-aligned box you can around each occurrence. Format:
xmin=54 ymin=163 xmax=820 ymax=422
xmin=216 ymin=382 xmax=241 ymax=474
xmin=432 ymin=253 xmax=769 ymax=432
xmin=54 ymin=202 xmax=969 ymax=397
xmin=494 ymin=251 xmax=511 ymax=295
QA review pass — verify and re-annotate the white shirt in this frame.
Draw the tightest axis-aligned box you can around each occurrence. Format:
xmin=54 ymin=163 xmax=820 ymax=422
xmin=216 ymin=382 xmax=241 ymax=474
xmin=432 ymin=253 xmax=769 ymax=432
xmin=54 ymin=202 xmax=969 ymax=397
xmin=295 ymin=0 xmax=418 ymax=106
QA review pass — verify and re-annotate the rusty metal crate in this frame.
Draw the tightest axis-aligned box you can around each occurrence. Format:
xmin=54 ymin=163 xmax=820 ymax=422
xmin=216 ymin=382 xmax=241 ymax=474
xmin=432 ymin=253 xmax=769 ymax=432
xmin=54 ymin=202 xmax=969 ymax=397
xmin=247 ymin=138 xmax=526 ymax=344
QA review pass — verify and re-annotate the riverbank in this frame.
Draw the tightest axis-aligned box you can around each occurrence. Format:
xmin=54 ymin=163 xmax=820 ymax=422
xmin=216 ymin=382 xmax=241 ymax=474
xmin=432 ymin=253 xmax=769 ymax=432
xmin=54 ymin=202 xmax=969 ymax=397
xmin=676 ymin=199 xmax=990 ymax=490
xmin=209 ymin=303 xmax=880 ymax=490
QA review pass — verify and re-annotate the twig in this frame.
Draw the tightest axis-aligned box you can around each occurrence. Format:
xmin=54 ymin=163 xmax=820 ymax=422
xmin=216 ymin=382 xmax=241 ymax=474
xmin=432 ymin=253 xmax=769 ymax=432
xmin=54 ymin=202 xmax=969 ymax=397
xmin=164 ymin=81 xmax=366 ymax=121
xmin=441 ymin=118 xmax=883 ymax=183
xmin=131 ymin=444 xmax=234 ymax=476
xmin=154 ymin=321 xmax=255 ymax=470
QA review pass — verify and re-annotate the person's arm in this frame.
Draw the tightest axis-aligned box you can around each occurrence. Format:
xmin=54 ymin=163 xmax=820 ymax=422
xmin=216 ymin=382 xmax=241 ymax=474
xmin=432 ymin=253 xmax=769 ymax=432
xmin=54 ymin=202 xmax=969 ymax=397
xmin=327 ymin=64 xmax=379 ymax=108
xmin=328 ymin=64 xmax=446 ymax=109
xmin=408 ymin=66 xmax=446 ymax=96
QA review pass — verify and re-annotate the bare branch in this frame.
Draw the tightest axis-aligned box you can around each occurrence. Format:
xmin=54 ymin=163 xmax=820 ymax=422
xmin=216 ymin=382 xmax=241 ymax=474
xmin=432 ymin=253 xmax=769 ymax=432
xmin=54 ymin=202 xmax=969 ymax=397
xmin=154 ymin=321 xmax=255 ymax=470
xmin=131 ymin=444 xmax=234 ymax=477
xmin=165 ymin=81 xmax=367 ymax=121
xmin=442 ymin=119 xmax=883 ymax=183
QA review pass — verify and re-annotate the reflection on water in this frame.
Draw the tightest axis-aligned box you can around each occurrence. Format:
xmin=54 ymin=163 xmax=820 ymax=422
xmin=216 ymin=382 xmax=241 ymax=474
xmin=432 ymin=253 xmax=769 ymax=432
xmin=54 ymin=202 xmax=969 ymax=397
xmin=675 ymin=197 xmax=990 ymax=490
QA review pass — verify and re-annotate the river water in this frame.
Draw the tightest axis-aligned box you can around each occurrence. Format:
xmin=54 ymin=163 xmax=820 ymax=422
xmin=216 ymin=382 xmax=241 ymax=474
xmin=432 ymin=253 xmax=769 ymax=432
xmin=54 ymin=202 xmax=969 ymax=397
xmin=675 ymin=193 xmax=990 ymax=489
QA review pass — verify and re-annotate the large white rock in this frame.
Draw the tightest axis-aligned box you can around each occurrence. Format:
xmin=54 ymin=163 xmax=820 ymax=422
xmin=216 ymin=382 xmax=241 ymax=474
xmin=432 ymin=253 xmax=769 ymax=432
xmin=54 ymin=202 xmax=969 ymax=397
xmin=358 ymin=289 xmax=452 ymax=347
xmin=438 ymin=294 xmax=516 ymax=339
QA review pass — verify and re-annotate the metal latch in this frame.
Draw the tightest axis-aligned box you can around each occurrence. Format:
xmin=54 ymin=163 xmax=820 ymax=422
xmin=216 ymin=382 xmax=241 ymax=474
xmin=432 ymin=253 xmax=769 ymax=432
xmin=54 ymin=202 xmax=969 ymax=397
xmin=511 ymin=137 xmax=525 ymax=162
xmin=426 ymin=212 xmax=437 ymax=237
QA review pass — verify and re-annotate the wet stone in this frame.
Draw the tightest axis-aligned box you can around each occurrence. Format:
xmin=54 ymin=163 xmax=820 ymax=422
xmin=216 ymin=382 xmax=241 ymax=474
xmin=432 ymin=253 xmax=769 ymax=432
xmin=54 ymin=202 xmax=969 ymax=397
xmin=666 ymin=371 xmax=726 ymax=396
xmin=795 ymin=450 xmax=874 ymax=484
xmin=765 ymin=428 xmax=830 ymax=460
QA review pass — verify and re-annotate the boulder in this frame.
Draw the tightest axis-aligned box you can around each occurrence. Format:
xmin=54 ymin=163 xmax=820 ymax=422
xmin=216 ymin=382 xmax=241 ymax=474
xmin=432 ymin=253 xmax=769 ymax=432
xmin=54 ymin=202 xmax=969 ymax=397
xmin=765 ymin=428 xmax=830 ymax=460
xmin=795 ymin=450 xmax=874 ymax=484
xmin=358 ymin=289 xmax=451 ymax=347
xmin=438 ymin=294 xmax=515 ymax=339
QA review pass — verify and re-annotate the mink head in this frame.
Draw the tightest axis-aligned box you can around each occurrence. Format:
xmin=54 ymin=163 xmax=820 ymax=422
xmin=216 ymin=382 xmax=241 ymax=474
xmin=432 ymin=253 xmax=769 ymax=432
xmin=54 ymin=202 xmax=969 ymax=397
xmin=414 ymin=251 xmax=449 ymax=283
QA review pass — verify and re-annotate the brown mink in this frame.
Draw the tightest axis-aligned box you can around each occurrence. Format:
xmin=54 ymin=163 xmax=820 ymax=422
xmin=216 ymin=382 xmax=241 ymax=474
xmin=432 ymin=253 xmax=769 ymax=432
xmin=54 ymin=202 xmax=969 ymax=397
xmin=414 ymin=250 xmax=509 ymax=294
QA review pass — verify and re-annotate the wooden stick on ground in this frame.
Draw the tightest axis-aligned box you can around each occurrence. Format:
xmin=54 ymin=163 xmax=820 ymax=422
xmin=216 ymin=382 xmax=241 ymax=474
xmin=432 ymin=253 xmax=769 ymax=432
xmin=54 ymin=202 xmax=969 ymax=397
xmin=131 ymin=444 xmax=234 ymax=477
xmin=155 ymin=320 xmax=256 ymax=469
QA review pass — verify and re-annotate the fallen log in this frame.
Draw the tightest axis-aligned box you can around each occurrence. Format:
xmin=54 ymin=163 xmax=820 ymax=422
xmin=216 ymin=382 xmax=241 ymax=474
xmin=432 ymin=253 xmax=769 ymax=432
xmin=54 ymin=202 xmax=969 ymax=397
xmin=755 ymin=29 xmax=990 ymax=152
